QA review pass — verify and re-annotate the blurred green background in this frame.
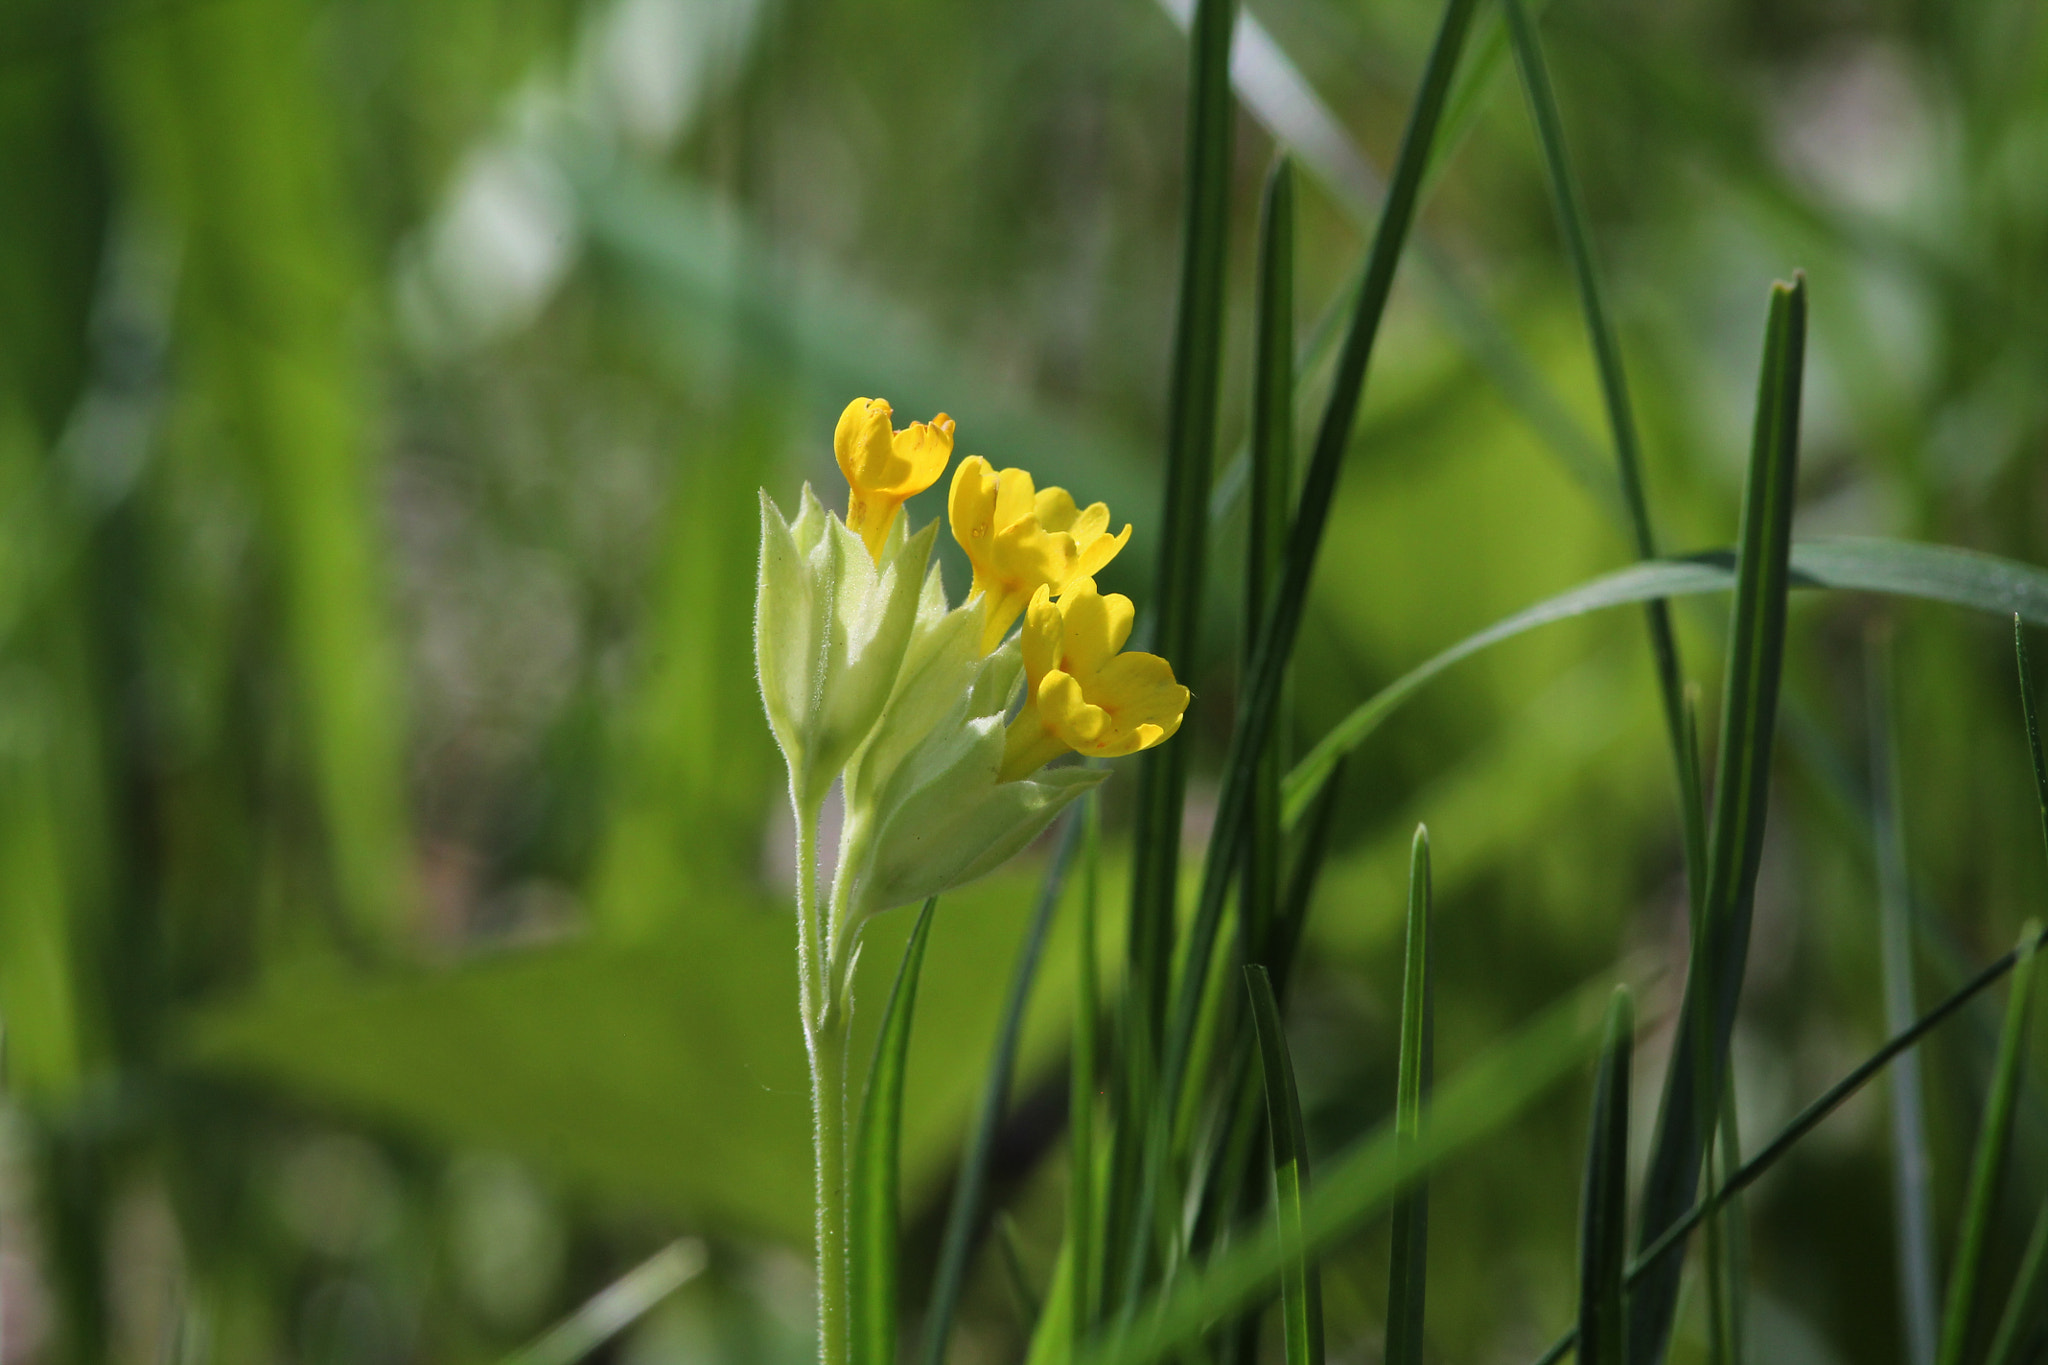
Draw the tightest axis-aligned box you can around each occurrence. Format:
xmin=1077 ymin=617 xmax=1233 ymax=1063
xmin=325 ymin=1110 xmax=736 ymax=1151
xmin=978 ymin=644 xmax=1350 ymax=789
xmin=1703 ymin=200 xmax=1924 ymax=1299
xmin=2 ymin=0 xmax=2047 ymax=1359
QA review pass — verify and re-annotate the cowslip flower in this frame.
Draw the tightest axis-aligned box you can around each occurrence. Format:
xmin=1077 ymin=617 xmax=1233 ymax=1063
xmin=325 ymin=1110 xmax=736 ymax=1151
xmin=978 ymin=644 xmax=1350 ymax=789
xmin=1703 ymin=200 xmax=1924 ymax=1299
xmin=999 ymin=578 xmax=1189 ymax=783
xmin=949 ymin=456 xmax=1131 ymax=654
xmin=836 ymin=397 xmax=954 ymax=561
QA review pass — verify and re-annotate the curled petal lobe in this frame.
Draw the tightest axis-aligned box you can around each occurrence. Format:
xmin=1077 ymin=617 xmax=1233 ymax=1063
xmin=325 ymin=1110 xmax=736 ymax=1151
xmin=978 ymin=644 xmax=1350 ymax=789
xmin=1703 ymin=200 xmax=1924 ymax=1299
xmin=835 ymin=396 xmax=954 ymax=560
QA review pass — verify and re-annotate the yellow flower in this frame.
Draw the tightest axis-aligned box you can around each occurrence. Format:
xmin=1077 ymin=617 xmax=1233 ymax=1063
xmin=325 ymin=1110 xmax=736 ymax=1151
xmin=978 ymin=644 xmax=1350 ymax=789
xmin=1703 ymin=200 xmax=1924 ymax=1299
xmin=949 ymin=456 xmax=1132 ymax=654
xmin=836 ymin=397 xmax=954 ymax=561
xmin=999 ymin=579 xmax=1189 ymax=782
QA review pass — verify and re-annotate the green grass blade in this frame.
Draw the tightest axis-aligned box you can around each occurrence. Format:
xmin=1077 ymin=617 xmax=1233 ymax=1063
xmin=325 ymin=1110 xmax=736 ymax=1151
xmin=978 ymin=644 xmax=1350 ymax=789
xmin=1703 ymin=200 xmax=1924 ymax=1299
xmin=1986 ymin=1200 xmax=2048 ymax=1365
xmin=1632 ymin=275 xmax=1807 ymax=1365
xmin=921 ymin=816 xmax=1084 ymax=1365
xmin=1245 ymin=965 xmax=1324 ymax=1365
xmin=1155 ymin=0 xmax=1482 ymax=1254
xmin=1529 ymin=924 xmax=2048 ymax=1365
xmin=1283 ymin=537 xmax=2048 ymax=825
xmin=1125 ymin=0 xmax=1236 ymax=1059
xmin=1080 ymin=976 xmax=1609 ymax=1365
xmin=1871 ymin=630 xmax=1940 ymax=1365
xmin=1503 ymin=0 xmax=1690 ymax=774
xmin=500 ymin=1241 xmax=707 ymax=1365
xmin=1243 ymin=157 xmax=1296 ymax=971
xmin=1579 ymin=989 xmax=1635 ymax=1365
xmin=1384 ymin=827 xmax=1432 ymax=1365
xmin=1113 ymin=0 xmax=1236 ymax=1302
xmin=1070 ymin=796 xmax=1101 ymax=1346
xmin=849 ymin=898 xmax=938 ymax=1365
xmin=1938 ymin=923 xmax=2041 ymax=1365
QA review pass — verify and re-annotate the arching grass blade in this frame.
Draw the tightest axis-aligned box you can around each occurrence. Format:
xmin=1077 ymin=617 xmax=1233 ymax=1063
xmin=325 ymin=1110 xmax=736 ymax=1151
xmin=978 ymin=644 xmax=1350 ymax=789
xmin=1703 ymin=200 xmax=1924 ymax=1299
xmin=849 ymin=898 xmax=937 ymax=1365
xmin=1384 ymin=827 xmax=1432 ymax=1365
xmin=1282 ymin=536 xmax=2048 ymax=828
xmin=1631 ymin=275 xmax=1806 ymax=1365
xmin=1579 ymin=989 xmax=1634 ymax=1365
xmin=1871 ymin=629 xmax=1939 ymax=1365
xmin=1245 ymin=965 xmax=1323 ymax=1365
xmin=921 ymin=816 xmax=1083 ymax=1365
xmin=1937 ymin=923 xmax=2041 ymax=1365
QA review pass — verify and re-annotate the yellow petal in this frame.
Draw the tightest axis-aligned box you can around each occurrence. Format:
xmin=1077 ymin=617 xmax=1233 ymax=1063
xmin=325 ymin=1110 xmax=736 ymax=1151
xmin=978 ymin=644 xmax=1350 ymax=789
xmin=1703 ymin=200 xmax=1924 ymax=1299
xmin=1053 ymin=578 xmax=1135 ymax=680
xmin=950 ymin=455 xmax=1001 ymax=564
xmin=835 ymin=397 xmax=895 ymax=489
xmin=992 ymin=465 xmax=1038 ymax=532
xmin=1064 ymin=522 xmax=1131 ymax=590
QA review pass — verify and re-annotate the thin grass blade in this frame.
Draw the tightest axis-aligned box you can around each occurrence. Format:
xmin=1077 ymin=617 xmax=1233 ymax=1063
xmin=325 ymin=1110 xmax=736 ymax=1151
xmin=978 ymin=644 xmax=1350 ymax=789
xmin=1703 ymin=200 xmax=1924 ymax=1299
xmin=1579 ymin=989 xmax=1635 ymax=1365
xmin=1871 ymin=629 xmax=1939 ymax=1365
xmin=1080 ymin=976 xmax=1611 ymax=1365
xmin=1384 ymin=827 xmax=1432 ymax=1365
xmin=921 ymin=815 xmax=1084 ymax=1365
xmin=1125 ymin=0 xmax=1236 ymax=1056
xmin=1070 ymin=796 xmax=1102 ymax=1346
xmin=500 ymin=1241 xmax=707 ymax=1365
xmin=1631 ymin=275 xmax=1807 ymax=1365
xmin=1112 ymin=0 xmax=1237 ymax=1306
xmin=1243 ymin=157 xmax=1296 ymax=970
xmin=1985 ymin=1200 xmax=2048 ymax=1365
xmin=1245 ymin=965 xmax=1323 ymax=1365
xmin=849 ymin=898 xmax=938 ymax=1365
xmin=1503 ymin=0 xmax=1690 ymax=792
xmin=1937 ymin=923 xmax=2041 ymax=1365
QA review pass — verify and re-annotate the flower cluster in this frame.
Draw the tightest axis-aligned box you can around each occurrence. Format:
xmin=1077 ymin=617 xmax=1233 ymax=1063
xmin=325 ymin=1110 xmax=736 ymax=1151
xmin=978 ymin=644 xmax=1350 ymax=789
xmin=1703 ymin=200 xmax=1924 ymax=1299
xmin=756 ymin=397 xmax=1189 ymax=958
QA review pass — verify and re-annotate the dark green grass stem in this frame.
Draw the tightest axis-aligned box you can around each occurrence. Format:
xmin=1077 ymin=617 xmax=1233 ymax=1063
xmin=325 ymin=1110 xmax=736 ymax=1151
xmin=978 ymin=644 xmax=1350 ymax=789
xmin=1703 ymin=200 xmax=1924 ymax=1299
xmin=1502 ymin=0 xmax=1690 ymax=783
xmin=1245 ymin=965 xmax=1324 ymax=1365
xmin=1113 ymin=0 xmax=1234 ymax=1302
xmin=1126 ymin=0 xmax=1235 ymax=1057
xmin=1578 ymin=989 xmax=1635 ymax=1365
xmin=1531 ymin=920 xmax=2048 ymax=1365
xmin=2016 ymin=615 xmax=2048 ymax=865
xmin=1144 ymin=0 xmax=1482 ymax=1276
xmin=1384 ymin=828 xmax=1432 ymax=1365
xmin=1070 ymin=797 xmax=1102 ymax=1346
xmin=1986 ymin=1200 xmax=2048 ymax=1365
xmin=1631 ymin=275 xmax=1806 ymax=1365
xmin=919 ymin=815 xmax=1083 ymax=1365
xmin=1937 ymin=925 xmax=2041 ymax=1365
xmin=1243 ymin=157 xmax=1295 ymax=972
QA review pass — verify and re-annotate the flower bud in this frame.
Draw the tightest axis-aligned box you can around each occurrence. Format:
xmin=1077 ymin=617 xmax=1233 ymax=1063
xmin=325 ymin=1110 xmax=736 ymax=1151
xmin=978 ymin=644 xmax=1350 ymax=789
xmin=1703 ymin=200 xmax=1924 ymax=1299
xmin=755 ymin=485 xmax=935 ymax=813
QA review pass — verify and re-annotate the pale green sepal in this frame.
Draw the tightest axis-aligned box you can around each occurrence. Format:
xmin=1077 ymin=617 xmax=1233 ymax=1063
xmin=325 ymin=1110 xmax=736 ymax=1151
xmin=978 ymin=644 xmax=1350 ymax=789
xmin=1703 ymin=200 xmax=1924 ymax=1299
xmin=754 ymin=485 xmax=934 ymax=812
xmin=834 ymin=636 xmax=1106 ymax=934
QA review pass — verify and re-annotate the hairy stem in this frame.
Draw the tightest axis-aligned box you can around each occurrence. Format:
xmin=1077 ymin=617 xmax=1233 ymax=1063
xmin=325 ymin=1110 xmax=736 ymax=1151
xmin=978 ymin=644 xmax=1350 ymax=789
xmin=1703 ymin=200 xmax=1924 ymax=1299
xmin=793 ymin=793 xmax=851 ymax=1365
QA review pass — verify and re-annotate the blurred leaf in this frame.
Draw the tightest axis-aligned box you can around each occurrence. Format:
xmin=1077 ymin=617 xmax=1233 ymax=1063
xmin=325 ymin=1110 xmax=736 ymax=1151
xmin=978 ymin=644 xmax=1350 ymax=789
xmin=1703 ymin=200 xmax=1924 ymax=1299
xmin=1383 ymin=827 xmax=1431 ymax=1365
xmin=182 ymin=860 xmax=1098 ymax=1244
xmin=1937 ymin=924 xmax=2040 ymax=1365
xmin=1244 ymin=965 xmax=1321 ymax=1365
xmin=1578 ymin=990 xmax=1634 ymax=1365
xmin=1632 ymin=275 xmax=1806 ymax=1365
xmin=849 ymin=899 xmax=936 ymax=1365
